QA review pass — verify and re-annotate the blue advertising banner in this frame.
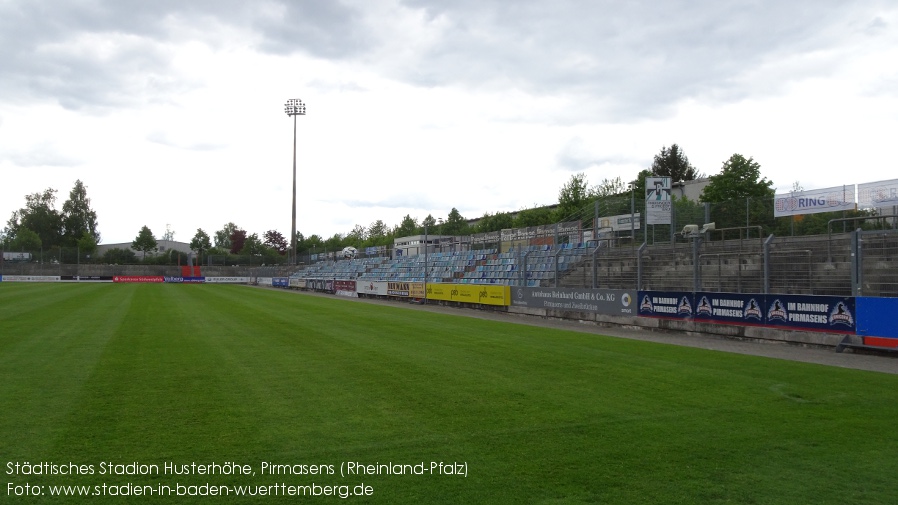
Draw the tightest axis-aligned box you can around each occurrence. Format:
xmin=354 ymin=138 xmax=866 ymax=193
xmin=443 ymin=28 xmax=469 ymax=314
xmin=164 ymin=276 xmax=184 ymax=283
xmin=764 ymin=294 xmax=855 ymax=333
xmin=183 ymin=277 xmax=205 ymax=283
xmin=693 ymin=292 xmax=765 ymax=325
xmin=638 ymin=291 xmax=694 ymax=319
xmin=272 ymin=277 xmax=289 ymax=287
xmin=856 ymin=297 xmax=898 ymax=339
xmin=639 ymin=290 xmax=856 ymax=334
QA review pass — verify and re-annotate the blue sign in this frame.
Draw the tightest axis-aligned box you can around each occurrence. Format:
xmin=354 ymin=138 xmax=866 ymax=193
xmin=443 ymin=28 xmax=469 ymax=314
xmin=764 ymin=294 xmax=855 ymax=333
xmin=164 ymin=276 xmax=184 ymax=283
xmin=693 ymin=292 xmax=764 ymax=325
xmin=638 ymin=291 xmax=694 ymax=319
xmin=272 ymin=277 xmax=289 ymax=288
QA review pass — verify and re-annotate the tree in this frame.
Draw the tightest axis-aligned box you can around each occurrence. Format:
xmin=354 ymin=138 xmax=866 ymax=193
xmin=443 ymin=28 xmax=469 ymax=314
xmin=700 ymin=154 xmax=774 ymax=203
xmin=366 ymin=220 xmax=390 ymax=246
xmin=6 ymin=188 xmax=63 ymax=249
xmin=229 ymin=229 xmax=247 ymax=254
xmin=102 ymin=247 xmax=137 ymax=264
xmin=514 ymin=205 xmax=554 ymax=228
xmin=190 ymin=229 xmax=212 ymax=260
xmin=593 ymin=177 xmax=625 ymax=198
xmin=700 ymin=154 xmax=775 ymax=233
xmin=305 ymin=234 xmax=324 ymax=251
xmin=555 ymin=172 xmax=591 ymax=221
xmin=131 ymin=226 xmax=158 ymax=260
xmin=650 ymin=144 xmax=701 ymax=182
xmin=395 ymin=215 xmax=418 ymax=238
xmin=161 ymin=225 xmax=175 ymax=242
xmin=77 ymin=233 xmax=98 ymax=260
xmin=346 ymin=224 xmax=367 ymax=245
xmin=215 ymin=222 xmax=240 ymax=249
xmin=239 ymin=233 xmax=264 ymax=256
xmin=9 ymin=228 xmax=41 ymax=251
xmin=263 ymin=230 xmax=288 ymax=255
xmin=421 ymin=214 xmax=436 ymax=233
xmin=61 ymin=180 xmax=100 ymax=247
xmin=323 ymin=233 xmax=344 ymax=255
xmin=474 ymin=211 xmax=514 ymax=233
xmin=442 ymin=208 xmax=469 ymax=236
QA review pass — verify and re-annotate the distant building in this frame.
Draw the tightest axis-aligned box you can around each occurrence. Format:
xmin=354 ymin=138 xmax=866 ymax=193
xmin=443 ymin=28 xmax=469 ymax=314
xmin=95 ymin=239 xmax=192 ymax=258
xmin=671 ymin=178 xmax=710 ymax=201
xmin=394 ymin=234 xmax=466 ymax=257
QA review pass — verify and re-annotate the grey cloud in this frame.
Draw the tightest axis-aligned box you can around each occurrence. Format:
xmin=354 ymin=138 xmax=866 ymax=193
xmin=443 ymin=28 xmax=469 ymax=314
xmin=0 ymin=1 xmax=373 ymax=111
xmin=397 ymin=0 xmax=871 ymax=120
xmin=1 ymin=0 xmax=888 ymax=121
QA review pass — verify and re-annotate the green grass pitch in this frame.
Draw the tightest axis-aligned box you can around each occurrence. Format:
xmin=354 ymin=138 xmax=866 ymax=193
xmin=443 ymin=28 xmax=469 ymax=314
xmin=1 ymin=283 xmax=897 ymax=504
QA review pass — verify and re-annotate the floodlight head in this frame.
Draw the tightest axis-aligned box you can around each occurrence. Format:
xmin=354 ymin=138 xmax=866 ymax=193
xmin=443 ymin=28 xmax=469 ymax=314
xmin=701 ymin=222 xmax=716 ymax=233
xmin=682 ymin=224 xmax=699 ymax=235
xmin=285 ymin=99 xmax=306 ymax=116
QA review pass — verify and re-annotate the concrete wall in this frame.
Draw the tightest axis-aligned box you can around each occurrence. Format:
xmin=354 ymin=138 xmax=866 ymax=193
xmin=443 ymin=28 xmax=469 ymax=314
xmin=506 ymin=305 xmax=847 ymax=348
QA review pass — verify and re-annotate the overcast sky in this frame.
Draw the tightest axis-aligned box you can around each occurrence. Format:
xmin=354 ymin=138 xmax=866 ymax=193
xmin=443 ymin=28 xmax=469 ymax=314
xmin=1 ymin=1 xmax=896 ymax=244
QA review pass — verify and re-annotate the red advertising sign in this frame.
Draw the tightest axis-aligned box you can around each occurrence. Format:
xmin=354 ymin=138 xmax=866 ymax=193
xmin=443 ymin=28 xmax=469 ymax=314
xmin=113 ymin=276 xmax=165 ymax=283
xmin=334 ymin=280 xmax=357 ymax=292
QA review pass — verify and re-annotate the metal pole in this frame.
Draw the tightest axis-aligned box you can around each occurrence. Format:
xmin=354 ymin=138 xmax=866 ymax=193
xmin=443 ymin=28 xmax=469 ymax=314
xmin=291 ymin=113 xmax=297 ymax=265
xmin=637 ymin=242 xmax=647 ymax=291
xmin=424 ymin=223 xmax=428 ymax=302
xmin=285 ymin=99 xmax=306 ymax=265
xmin=630 ymin=183 xmax=635 ymax=248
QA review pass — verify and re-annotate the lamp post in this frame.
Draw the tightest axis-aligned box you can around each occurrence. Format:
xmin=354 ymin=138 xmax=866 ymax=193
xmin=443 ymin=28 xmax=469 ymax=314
xmin=629 ymin=181 xmax=636 ymax=246
xmin=423 ymin=221 xmax=428 ymax=301
xmin=284 ymin=99 xmax=306 ymax=265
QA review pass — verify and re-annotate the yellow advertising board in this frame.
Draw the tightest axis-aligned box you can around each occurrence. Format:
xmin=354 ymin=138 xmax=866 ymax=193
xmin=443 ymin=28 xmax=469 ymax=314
xmin=425 ymin=283 xmax=511 ymax=306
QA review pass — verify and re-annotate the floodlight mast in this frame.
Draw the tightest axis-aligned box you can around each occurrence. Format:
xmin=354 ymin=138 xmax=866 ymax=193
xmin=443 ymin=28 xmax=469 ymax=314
xmin=285 ymin=99 xmax=306 ymax=265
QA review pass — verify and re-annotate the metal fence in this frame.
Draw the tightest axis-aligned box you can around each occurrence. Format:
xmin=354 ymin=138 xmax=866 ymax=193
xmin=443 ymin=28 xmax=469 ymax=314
xmin=543 ymin=228 xmax=897 ymax=297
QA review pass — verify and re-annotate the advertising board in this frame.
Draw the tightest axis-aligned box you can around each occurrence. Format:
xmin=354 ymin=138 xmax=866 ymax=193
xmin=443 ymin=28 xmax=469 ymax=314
xmin=692 ymin=292 xmax=765 ymax=325
xmin=764 ymin=294 xmax=855 ymax=333
xmin=113 ymin=276 xmax=164 ymax=283
xmin=1 ymin=275 xmax=61 ymax=282
xmin=638 ymin=291 xmax=694 ymax=319
xmin=334 ymin=280 xmax=357 ymax=297
xmin=426 ymin=284 xmax=510 ymax=306
xmin=358 ymin=281 xmax=388 ymax=296
xmin=512 ymin=287 xmax=635 ymax=315
xmin=387 ymin=282 xmax=424 ymax=298
xmin=774 ymin=186 xmax=856 ymax=217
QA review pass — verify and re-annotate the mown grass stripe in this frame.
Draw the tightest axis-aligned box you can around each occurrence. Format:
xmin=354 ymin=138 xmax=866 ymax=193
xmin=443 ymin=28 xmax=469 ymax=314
xmin=1 ymin=283 xmax=897 ymax=504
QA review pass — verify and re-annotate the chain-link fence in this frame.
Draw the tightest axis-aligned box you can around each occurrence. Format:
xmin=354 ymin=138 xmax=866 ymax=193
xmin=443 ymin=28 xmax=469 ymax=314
xmin=858 ymin=229 xmax=898 ymax=297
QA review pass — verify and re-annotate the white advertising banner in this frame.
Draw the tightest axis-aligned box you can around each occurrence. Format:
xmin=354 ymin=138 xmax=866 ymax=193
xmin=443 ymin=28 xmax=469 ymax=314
xmin=204 ymin=276 xmax=249 ymax=283
xmin=858 ymin=179 xmax=898 ymax=208
xmin=357 ymin=281 xmax=389 ymax=296
xmin=596 ymin=213 xmax=640 ymax=232
xmin=1 ymin=275 xmax=61 ymax=282
xmin=774 ymin=186 xmax=856 ymax=217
